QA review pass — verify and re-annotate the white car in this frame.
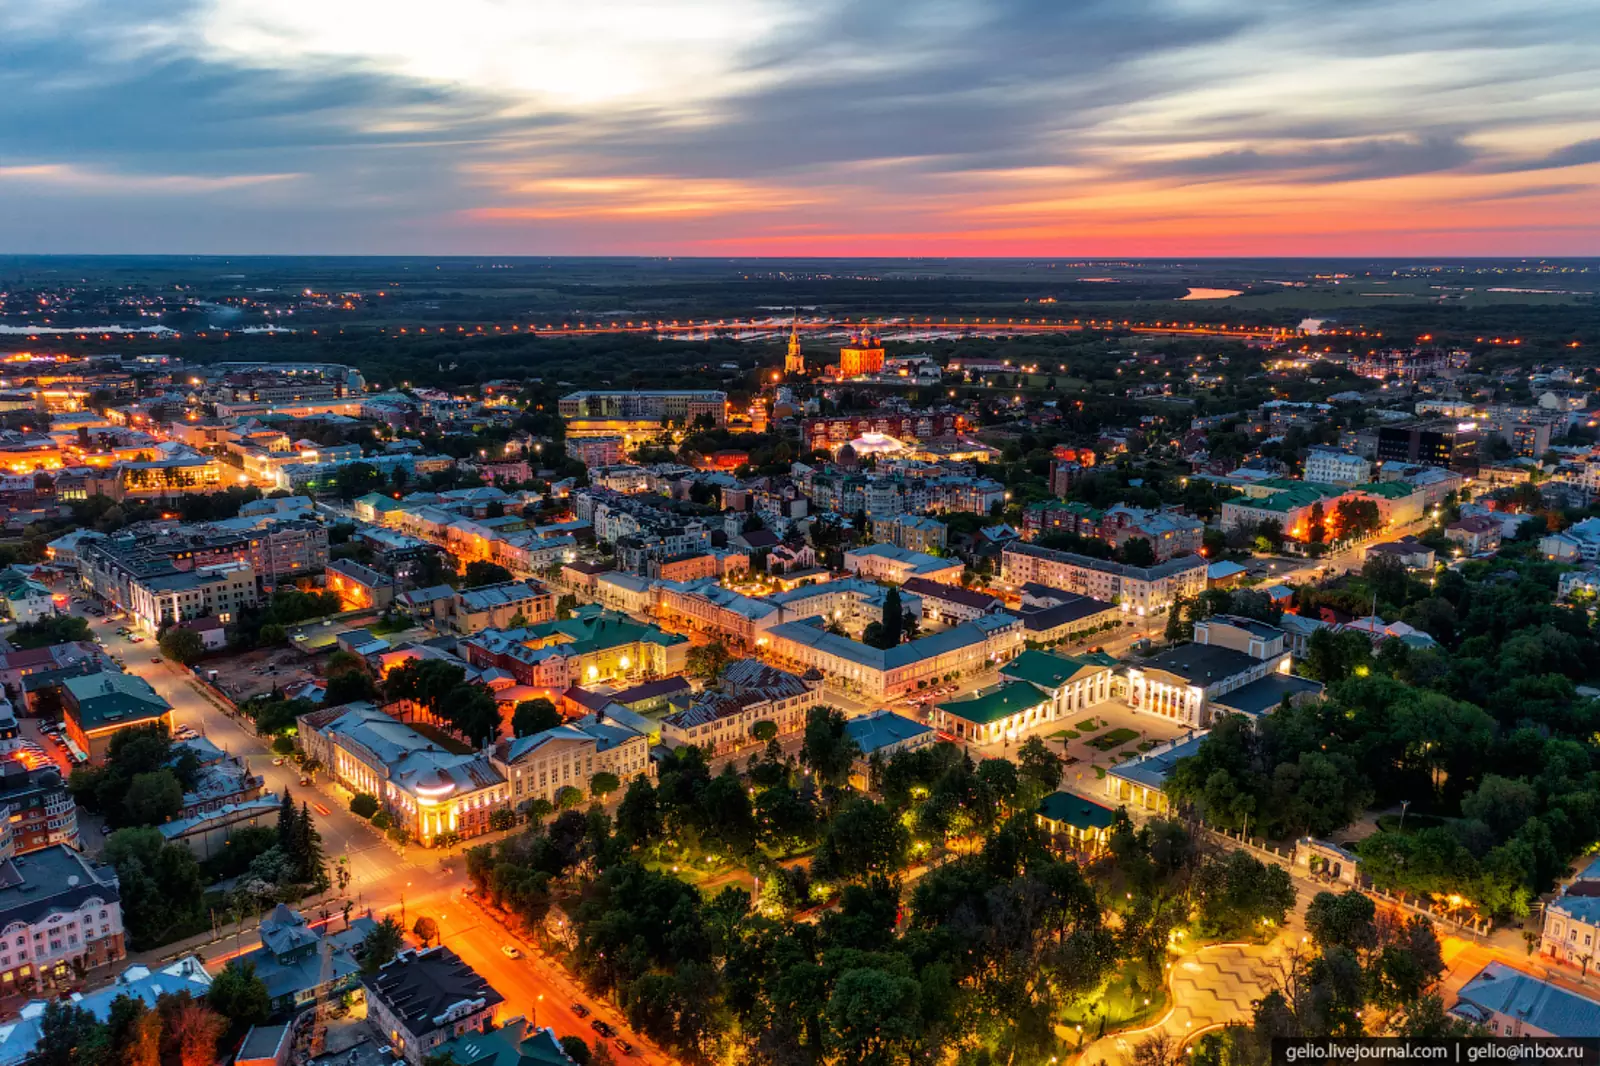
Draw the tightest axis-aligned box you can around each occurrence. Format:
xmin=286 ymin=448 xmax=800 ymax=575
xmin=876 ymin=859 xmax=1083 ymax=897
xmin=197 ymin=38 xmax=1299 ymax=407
xmin=500 ymin=945 xmax=522 ymax=959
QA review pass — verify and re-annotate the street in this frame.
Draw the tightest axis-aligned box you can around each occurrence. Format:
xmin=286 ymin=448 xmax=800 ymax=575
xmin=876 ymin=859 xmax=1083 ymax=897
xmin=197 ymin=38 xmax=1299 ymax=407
xmin=67 ymin=604 xmax=674 ymax=1063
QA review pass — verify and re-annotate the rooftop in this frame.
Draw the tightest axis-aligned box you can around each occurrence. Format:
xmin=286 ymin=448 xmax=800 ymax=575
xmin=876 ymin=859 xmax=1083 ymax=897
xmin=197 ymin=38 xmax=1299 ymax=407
xmin=1108 ymin=732 xmax=1210 ymax=791
xmin=935 ymin=681 xmax=1050 ymax=726
xmin=364 ymin=947 xmax=505 ymax=1035
xmin=1210 ymin=673 xmax=1324 ymax=717
xmin=843 ymin=709 xmax=933 ymax=754
xmin=1452 ymin=963 xmax=1600 ymax=1037
xmin=1000 ymin=649 xmax=1116 ymax=691
xmin=1134 ymin=642 xmax=1265 ymax=685
xmin=1037 ymin=792 xmax=1119 ymax=831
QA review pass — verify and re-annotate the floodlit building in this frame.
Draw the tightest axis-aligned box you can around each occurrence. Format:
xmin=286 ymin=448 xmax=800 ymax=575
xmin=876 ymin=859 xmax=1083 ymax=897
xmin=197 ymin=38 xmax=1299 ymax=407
xmin=365 ymin=947 xmax=506 ymax=1066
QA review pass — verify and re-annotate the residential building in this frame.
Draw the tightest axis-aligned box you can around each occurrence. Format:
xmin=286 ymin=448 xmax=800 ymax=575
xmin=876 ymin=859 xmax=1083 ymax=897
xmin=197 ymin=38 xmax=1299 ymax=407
xmin=763 ymin=613 xmax=1023 ymax=700
xmin=1007 ymin=590 xmax=1121 ymax=645
xmin=1364 ymin=536 xmax=1436 ymax=570
xmin=660 ymin=660 xmax=820 ymax=755
xmin=158 ymin=796 xmax=282 ymax=860
xmin=0 ymin=570 xmax=56 ymax=625
xmin=1449 ymin=962 xmax=1600 ymax=1037
xmin=490 ymin=713 xmax=653 ymax=811
xmin=648 ymin=552 xmax=718 ymax=583
xmin=768 ymin=578 xmax=924 ymax=637
xmin=433 ymin=1018 xmax=578 ymax=1066
xmin=230 ymin=902 xmax=374 ymax=1013
xmin=463 ymin=608 xmax=689 ymax=690
xmin=0 ymin=846 xmax=125 ymax=994
xmin=842 ymin=710 xmax=936 ymax=788
xmin=1000 ymin=543 xmax=1207 ymax=616
xmin=1541 ymin=882 xmax=1600 ymax=972
xmin=0 ymin=957 xmax=209 ymax=1066
xmin=1303 ymin=448 xmax=1371 ymax=487
xmin=843 ymin=543 xmax=963 ymax=585
xmin=365 ymin=947 xmax=506 ymax=1066
xmin=235 ymin=1025 xmax=293 ymax=1066
xmin=1100 ymin=505 xmax=1204 ymax=561
xmin=1445 ymin=516 xmax=1503 ymax=555
xmin=454 ymin=580 xmax=557 ymax=633
xmin=0 ymin=766 xmax=77 ymax=854
xmin=900 ymin=577 xmax=999 ymax=625
xmin=326 ymin=558 xmax=398 ymax=611
xmin=60 ymin=671 xmax=173 ymax=762
xmin=870 ymin=514 xmax=948 ymax=553
xmin=1036 ymin=792 xmax=1119 ymax=855
xmin=655 ymin=579 xmax=780 ymax=649
xmin=125 ymin=562 xmax=258 ymax=635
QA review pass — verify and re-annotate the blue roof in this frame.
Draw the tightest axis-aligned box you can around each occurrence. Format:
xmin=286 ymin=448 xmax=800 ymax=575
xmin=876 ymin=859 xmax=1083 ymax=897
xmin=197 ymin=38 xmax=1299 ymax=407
xmin=1108 ymin=732 xmax=1208 ymax=791
xmin=844 ymin=710 xmax=932 ymax=754
xmin=1454 ymin=963 xmax=1600 ymax=1037
xmin=1550 ymin=895 xmax=1600 ymax=925
xmin=1576 ymin=857 xmax=1600 ymax=882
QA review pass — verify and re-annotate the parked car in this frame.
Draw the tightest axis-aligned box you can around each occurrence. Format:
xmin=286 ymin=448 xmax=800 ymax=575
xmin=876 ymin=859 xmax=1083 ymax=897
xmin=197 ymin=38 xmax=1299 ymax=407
xmin=590 ymin=1020 xmax=615 ymax=1038
xmin=149 ymin=656 xmax=161 ymax=665
xmin=570 ymin=1002 xmax=590 ymax=1018
xmin=500 ymin=945 xmax=521 ymax=959
xmin=613 ymin=1039 xmax=635 ymax=1056
xmin=272 ymin=758 xmax=285 ymax=766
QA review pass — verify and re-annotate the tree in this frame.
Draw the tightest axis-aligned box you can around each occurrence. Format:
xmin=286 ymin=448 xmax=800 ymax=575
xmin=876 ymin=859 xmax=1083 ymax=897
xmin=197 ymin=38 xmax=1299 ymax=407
xmin=462 ymin=561 xmax=514 ymax=588
xmin=350 ymin=793 xmax=380 ymax=819
xmin=158 ymin=627 xmax=205 ymax=666
xmin=881 ymin=587 xmax=903 ymax=647
xmin=686 ymin=640 xmax=730 ymax=681
xmin=751 ymin=720 xmax=779 ymax=744
xmin=558 ymin=1037 xmax=592 ymax=1066
xmin=159 ymin=993 xmax=226 ymax=1066
xmin=124 ymin=770 xmax=183 ymax=826
xmin=9 ymin=614 xmax=92 ymax=650
xmin=1193 ymin=850 xmax=1296 ymax=939
xmin=824 ymin=967 xmax=922 ymax=1066
xmin=413 ymin=916 xmax=440 ymax=946
xmin=1165 ymin=597 xmax=1188 ymax=642
xmin=1305 ymin=890 xmax=1377 ymax=954
xmin=101 ymin=827 xmax=205 ymax=948
xmin=361 ymin=916 xmax=406 ymax=971
xmin=800 ymin=706 xmax=859 ymax=789
xmin=1307 ymin=501 xmax=1327 ymax=546
xmin=590 ymin=772 xmax=621 ymax=801
xmin=107 ymin=995 xmax=160 ymax=1066
xmin=557 ymin=786 xmax=586 ymax=810
xmin=615 ymin=778 xmax=662 ymax=847
xmin=334 ymin=462 xmax=383 ymax=500
xmin=206 ymin=960 xmax=271 ymax=1025
xmin=1119 ymin=536 xmax=1156 ymax=567
xmin=513 ymin=698 xmax=562 ymax=738
xmin=34 ymin=1000 xmax=106 ymax=1066
xmin=812 ymin=798 xmax=910 ymax=882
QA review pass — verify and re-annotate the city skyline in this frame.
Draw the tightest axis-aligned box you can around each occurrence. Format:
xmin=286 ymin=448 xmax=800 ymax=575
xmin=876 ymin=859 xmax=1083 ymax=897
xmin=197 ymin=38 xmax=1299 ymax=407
xmin=2 ymin=0 xmax=1598 ymax=256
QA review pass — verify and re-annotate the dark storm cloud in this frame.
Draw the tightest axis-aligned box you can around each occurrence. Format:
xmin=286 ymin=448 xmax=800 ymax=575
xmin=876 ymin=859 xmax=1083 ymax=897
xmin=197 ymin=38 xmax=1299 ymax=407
xmin=1144 ymin=135 xmax=1479 ymax=184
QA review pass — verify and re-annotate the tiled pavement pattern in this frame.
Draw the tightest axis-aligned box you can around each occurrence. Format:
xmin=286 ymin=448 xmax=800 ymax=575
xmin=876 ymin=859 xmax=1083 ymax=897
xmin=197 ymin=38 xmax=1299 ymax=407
xmin=1074 ymin=943 xmax=1281 ymax=1066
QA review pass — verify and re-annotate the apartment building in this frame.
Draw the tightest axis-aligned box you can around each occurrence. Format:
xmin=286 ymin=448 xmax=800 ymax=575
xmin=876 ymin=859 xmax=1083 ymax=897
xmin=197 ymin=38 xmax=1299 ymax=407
xmin=844 ymin=543 xmax=963 ymax=585
xmin=870 ymin=513 xmax=949 ymax=553
xmin=655 ymin=579 xmax=780 ymax=649
xmin=0 ymin=846 xmax=125 ymax=993
xmin=365 ymin=948 xmax=504 ymax=1066
xmin=0 ymin=765 xmax=78 ymax=854
xmin=1000 ymin=543 xmax=1207 ymax=615
xmin=125 ymin=562 xmax=258 ymax=635
xmin=557 ymin=389 xmax=727 ymax=426
xmin=660 ymin=660 xmax=819 ymax=754
xmin=763 ymin=613 xmax=1024 ymax=700
xmin=452 ymin=580 xmax=556 ymax=633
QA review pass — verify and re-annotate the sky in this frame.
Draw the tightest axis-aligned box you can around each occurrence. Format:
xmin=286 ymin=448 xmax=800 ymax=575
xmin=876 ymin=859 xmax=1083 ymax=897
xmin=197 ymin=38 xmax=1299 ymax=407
xmin=1 ymin=0 xmax=1598 ymax=256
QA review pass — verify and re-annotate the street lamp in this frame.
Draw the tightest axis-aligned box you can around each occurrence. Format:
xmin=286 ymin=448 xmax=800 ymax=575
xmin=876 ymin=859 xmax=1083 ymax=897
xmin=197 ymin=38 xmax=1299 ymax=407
xmin=1398 ymin=799 xmax=1411 ymax=831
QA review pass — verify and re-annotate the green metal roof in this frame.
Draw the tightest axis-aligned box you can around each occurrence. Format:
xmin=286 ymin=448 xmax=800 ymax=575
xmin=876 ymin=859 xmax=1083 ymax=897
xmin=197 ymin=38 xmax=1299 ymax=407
xmin=1037 ymin=791 xmax=1119 ymax=830
xmin=935 ymin=681 xmax=1049 ymax=725
xmin=1000 ymin=649 xmax=1112 ymax=691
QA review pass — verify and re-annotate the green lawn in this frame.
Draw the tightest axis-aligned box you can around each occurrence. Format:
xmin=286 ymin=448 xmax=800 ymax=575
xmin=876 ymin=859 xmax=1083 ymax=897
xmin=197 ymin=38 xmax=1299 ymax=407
xmin=1060 ymin=959 xmax=1167 ymax=1034
xmin=1075 ymin=717 xmax=1101 ymax=731
xmin=1088 ymin=728 xmax=1139 ymax=751
xmin=1094 ymin=766 xmax=1106 ymax=779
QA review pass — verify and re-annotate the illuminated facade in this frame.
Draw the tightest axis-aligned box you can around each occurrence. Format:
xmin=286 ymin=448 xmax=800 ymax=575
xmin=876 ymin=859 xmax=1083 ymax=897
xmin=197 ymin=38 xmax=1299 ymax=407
xmin=785 ymin=322 xmax=805 ymax=375
xmin=838 ymin=330 xmax=885 ymax=377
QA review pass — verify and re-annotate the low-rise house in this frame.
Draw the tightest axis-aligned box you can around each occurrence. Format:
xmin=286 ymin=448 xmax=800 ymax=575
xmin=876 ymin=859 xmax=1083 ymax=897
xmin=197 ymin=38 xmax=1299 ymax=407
xmin=1036 ymin=792 xmax=1119 ymax=855
xmin=764 ymin=612 xmax=1024 ymax=700
xmin=0 ymin=765 xmax=78 ymax=854
xmin=61 ymin=670 xmax=173 ymax=763
xmin=842 ymin=709 xmax=936 ymax=789
xmin=364 ymin=947 xmax=505 ymax=1066
xmin=1449 ymin=962 xmax=1600 ymax=1037
xmin=0 ymin=957 xmax=209 ymax=1066
xmin=931 ymin=682 xmax=1054 ymax=746
xmin=1104 ymin=732 xmax=1208 ymax=814
xmin=229 ymin=903 xmax=373 ymax=1014
xmin=326 ymin=558 xmax=398 ymax=611
xmin=431 ymin=1017 xmax=578 ymax=1066
xmin=1444 ymin=515 xmax=1503 ymax=555
xmin=454 ymin=580 xmax=556 ymax=633
xmin=0 ymin=570 xmax=56 ymax=625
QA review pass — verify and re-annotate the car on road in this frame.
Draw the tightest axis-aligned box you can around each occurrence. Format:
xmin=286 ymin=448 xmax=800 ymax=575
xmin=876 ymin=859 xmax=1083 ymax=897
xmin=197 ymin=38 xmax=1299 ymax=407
xmin=569 ymin=1002 xmax=590 ymax=1018
xmin=272 ymin=758 xmax=285 ymax=766
xmin=590 ymin=1020 xmax=615 ymax=1038
xmin=149 ymin=656 xmax=162 ymax=665
xmin=500 ymin=945 xmax=521 ymax=959
xmin=613 ymin=1039 xmax=634 ymax=1056
xmin=129 ymin=636 xmax=144 ymax=643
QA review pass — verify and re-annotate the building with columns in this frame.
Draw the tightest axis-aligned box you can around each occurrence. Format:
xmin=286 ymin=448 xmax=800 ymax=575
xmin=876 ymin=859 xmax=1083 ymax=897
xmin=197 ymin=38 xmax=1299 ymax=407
xmin=999 ymin=649 xmax=1119 ymax=719
xmin=1125 ymin=616 xmax=1318 ymax=728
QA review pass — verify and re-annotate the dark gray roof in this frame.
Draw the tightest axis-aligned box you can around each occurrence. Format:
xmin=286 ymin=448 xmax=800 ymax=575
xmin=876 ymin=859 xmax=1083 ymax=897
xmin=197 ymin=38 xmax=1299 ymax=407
xmin=1136 ymin=643 xmax=1261 ymax=685
xmin=0 ymin=846 xmax=120 ymax=926
xmin=364 ymin=947 xmax=504 ymax=1035
xmin=1210 ymin=673 xmax=1324 ymax=717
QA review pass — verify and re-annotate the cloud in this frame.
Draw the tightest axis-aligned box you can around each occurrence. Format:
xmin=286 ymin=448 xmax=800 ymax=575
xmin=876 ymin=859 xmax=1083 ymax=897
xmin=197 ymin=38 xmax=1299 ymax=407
xmin=0 ymin=0 xmax=1596 ymax=252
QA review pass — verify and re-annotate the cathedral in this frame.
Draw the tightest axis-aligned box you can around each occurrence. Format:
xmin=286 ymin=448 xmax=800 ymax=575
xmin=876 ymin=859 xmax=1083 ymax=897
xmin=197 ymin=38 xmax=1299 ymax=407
xmin=838 ymin=328 xmax=885 ymax=377
xmin=785 ymin=321 xmax=805 ymax=375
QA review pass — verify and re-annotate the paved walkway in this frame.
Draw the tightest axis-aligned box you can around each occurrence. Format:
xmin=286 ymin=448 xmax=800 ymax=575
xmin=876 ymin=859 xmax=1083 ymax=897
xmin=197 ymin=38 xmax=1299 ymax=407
xmin=1075 ymin=943 xmax=1281 ymax=1066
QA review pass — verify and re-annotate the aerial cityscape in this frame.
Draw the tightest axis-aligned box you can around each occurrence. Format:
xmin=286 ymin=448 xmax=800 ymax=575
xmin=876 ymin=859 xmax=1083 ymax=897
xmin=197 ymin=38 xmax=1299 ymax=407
xmin=1 ymin=4 xmax=1599 ymax=1066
